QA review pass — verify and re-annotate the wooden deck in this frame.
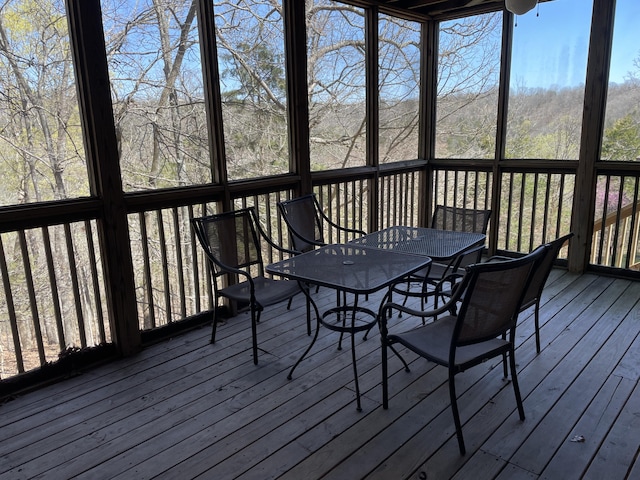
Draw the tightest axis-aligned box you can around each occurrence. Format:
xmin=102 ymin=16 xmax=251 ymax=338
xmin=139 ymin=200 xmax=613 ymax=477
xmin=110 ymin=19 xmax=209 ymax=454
xmin=1 ymin=269 xmax=639 ymax=479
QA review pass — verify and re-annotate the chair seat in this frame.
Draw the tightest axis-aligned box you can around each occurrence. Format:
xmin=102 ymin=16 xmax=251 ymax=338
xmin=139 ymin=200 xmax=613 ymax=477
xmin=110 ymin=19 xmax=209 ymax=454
xmin=389 ymin=316 xmax=510 ymax=370
xmin=404 ymin=262 xmax=445 ymax=282
xmin=220 ymin=276 xmax=301 ymax=308
xmin=423 ymin=262 xmax=449 ymax=285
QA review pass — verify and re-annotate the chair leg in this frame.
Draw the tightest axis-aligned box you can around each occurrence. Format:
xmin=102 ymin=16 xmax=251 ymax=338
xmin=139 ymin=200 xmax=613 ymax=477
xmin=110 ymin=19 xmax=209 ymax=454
xmin=501 ymin=333 xmax=508 ymax=378
xmin=306 ymin=296 xmax=311 ymax=336
xmin=251 ymin=308 xmax=259 ymax=365
xmin=382 ymin=341 xmax=389 ymax=409
xmin=448 ymin=370 xmax=466 ymax=455
xmin=210 ymin=303 xmax=219 ymax=344
xmin=350 ymin=330 xmax=362 ymax=412
xmin=362 ymin=295 xmax=376 ymax=341
xmin=509 ymin=348 xmax=525 ymax=421
xmin=502 ymin=352 xmax=508 ymax=379
xmin=401 ymin=281 xmax=410 ymax=307
xmin=388 ymin=345 xmax=410 ymax=372
xmin=337 ymin=292 xmax=346 ymax=350
xmin=210 ymin=315 xmax=218 ymax=344
xmin=534 ymin=301 xmax=541 ymax=353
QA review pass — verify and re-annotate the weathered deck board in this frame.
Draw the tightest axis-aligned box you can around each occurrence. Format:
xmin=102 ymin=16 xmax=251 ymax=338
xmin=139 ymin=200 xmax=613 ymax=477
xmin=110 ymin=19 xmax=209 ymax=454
xmin=0 ymin=269 xmax=638 ymax=480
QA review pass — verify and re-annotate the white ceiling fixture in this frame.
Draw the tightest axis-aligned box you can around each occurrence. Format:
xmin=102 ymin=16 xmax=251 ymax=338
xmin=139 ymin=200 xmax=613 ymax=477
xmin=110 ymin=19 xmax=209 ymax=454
xmin=505 ymin=0 xmax=538 ymax=15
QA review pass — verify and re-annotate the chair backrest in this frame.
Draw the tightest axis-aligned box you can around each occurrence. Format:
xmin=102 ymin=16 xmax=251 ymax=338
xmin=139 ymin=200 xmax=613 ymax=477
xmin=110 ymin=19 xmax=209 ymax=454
xmin=277 ymin=194 xmax=325 ymax=253
xmin=191 ymin=207 xmax=265 ymax=281
xmin=520 ymin=232 xmax=574 ymax=307
xmin=453 ymin=243 xmax=485 ymax=271
xmin=437 ymin=243 xmax=485 ymax=282
xmin=431 ymin=205 xmax=491 ymax=234
xmin=454 ymin=245 xmax=546 ymax=346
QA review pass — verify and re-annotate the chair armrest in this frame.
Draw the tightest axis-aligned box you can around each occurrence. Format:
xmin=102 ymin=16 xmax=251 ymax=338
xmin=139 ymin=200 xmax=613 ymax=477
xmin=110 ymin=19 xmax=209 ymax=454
xmin=380 ymin=300 xmax=452 ymax=325
xmin=261 ymin=234 xmax=302 ymax=257
xmin=486 ymin=255 xmax=512 ymax=262
xmin=379 ymin=273 xmax=469 ymax=333
xmin=316 ymin=207 xmax=366 ymax=238
xmin=204 ymin=252 xmax=254 ymax=286
xmin=250 ymin=209 xmax=302 ymax=257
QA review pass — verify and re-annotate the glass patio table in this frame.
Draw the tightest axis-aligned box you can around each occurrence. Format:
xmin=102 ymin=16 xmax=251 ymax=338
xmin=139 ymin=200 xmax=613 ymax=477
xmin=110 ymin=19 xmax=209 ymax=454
xmin=266 ymin=243 xmax=431 ymax=411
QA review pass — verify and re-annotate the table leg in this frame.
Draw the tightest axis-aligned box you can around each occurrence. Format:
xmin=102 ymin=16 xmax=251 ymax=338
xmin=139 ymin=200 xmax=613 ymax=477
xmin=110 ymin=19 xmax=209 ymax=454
xmin=350 ymin=294 xmax=362 ymax=411
xmin=290 ymin=287 xmax=375 ymax=411
xmin=287 ymin=281 xmax=321 ymax=381
xmin=350 ymin=320 xmax=362 ymax=412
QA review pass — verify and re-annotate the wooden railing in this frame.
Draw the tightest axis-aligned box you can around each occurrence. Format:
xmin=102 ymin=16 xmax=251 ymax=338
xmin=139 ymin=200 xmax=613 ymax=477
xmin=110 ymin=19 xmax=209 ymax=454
xmin=0 ymin=166 xmax=637 ymax=383
xmin=591 ymin=191 xmax=640 ymax=270
xmin=0 ymin=221 xmax=109 ymax=378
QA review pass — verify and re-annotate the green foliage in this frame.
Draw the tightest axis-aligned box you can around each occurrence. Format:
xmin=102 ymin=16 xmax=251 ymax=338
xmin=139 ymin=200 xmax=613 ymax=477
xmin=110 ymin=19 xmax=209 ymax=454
xmin=221 ymin=42 xmax=286 ymax=105
xmin=602 ymin=114 xmax=640 ymax=161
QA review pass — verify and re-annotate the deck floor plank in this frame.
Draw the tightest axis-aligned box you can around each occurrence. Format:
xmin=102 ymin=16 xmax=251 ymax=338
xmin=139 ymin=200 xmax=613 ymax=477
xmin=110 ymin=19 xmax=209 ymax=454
xmin=0 ymin=270 xmax=638 ymax=480
xmin=509 ymin=281 xmax=640 ymax=474
xmin=539 ymin=375 xmax=637 ymax=480
xmin=580 ymin=380 xmax=640 ymax=480
xmin=481 ymin=277 xmax=635 ymax=460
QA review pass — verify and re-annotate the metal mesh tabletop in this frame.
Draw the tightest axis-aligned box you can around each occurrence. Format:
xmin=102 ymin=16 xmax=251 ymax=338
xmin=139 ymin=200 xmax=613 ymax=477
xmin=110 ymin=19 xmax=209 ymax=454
xmin=266 ymin=244 xmax=431 ymax=295
xmin=350 ymin=226 xmax=485 ymax=261
xmin=266 ymin=243 xmax=432 ymax=411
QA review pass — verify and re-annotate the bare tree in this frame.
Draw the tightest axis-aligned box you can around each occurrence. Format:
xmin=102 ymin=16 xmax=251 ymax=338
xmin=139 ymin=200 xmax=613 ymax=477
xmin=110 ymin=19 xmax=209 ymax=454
xmin=0 ymin=1 xmax=94 ymax=365
xmin=0 ymin=0 xmax=86 ymax=205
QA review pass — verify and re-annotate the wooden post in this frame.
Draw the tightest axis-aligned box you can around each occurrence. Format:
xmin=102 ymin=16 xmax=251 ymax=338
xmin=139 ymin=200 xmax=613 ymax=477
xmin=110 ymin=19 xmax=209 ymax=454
xmin=284 ymin=0 xmax=312 ymax=197
xmin=491 ymin=11 xmax=514 ymax=257
xmin=420 ymin=19 xmax=438 ymax=228
xmin=65 ymin=0 xmax=140 ymax=355
xmin=569 ymin=0 xmax=616 ymax=272
xmin=196 ymin=0 xmax=229 ymax=211
xmin=366 ymin=7 xmax=379 ymax=233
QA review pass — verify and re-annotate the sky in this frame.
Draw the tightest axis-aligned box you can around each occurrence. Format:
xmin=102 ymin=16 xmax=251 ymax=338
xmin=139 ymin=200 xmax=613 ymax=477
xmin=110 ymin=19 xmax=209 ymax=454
xmin=510 ymin=0 xmax=639 ymax=89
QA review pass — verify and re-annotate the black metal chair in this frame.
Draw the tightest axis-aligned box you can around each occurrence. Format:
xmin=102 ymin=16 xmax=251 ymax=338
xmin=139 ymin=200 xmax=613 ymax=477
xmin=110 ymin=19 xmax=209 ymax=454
xmin=430 ymin=205 xmax=492 ymax=233
xmin=192 ymin=207 xmax=308 ymax=364
xmin=391 ymin=205 xmax=490 ymax=309
xmin=379 ymin=245 xmax=547 ymax=455
xmin=424 ymin=205 xmax=491 ymax=285
xmin=277 ymin=193 xmax=365 ymax=253
xmin=489 ymin=232 xmax=574 ymax=353
xmin=278 ymin=192 xmax=367 ymax=305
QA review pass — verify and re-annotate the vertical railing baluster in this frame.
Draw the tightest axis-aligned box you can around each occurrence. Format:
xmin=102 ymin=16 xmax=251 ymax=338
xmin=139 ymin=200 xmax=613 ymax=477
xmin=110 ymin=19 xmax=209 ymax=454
xmin=556 ymin=174 xmax=566 ymax=242
xmin=530 ymin=173 xmax=539 ymax=251
xmin=18 ymin=230 xmax=46 ymax=364
xmin=505 ymin=172 xmax=515 ymax=251
xmin=202 ymin=203 xmax=214 ymax=310
xmin=42 ymin=226 xmax=65 ymax=350
xmin=383 ymin=175 xmax=390 ymax=228
xmin=84 ymin=220 xmax=106 ymax=344
xmin=172 ymin=207 xmax=186 ymax=319
xmin=597 ymin=176 xmax=611 ymax=265
xmin=517 ymin=173 xmax=526 ymax=252
xmin=64 ymin=224 xmax=86 ymax=348
xmin=139 ymin=212 xmax=155 ymax=329
xmin=188 ymin=205 xmax=201 ymax=313
xmin=542 ymin=174 xmax=551 ymax=243
xmin=626 ymin=179 xmax=640 ymax=268
xmin=610 ymin=176 xmax=625 ymax=266
xmin=432 ymin=170 xmax=440 ymax=217
xmin=156 ymin=210 xmax=172 ymax=325
xmin=0 ymin=234 xmax=24 ymax=374
xmin=357 ymin=180 xmax=362 ymax=232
